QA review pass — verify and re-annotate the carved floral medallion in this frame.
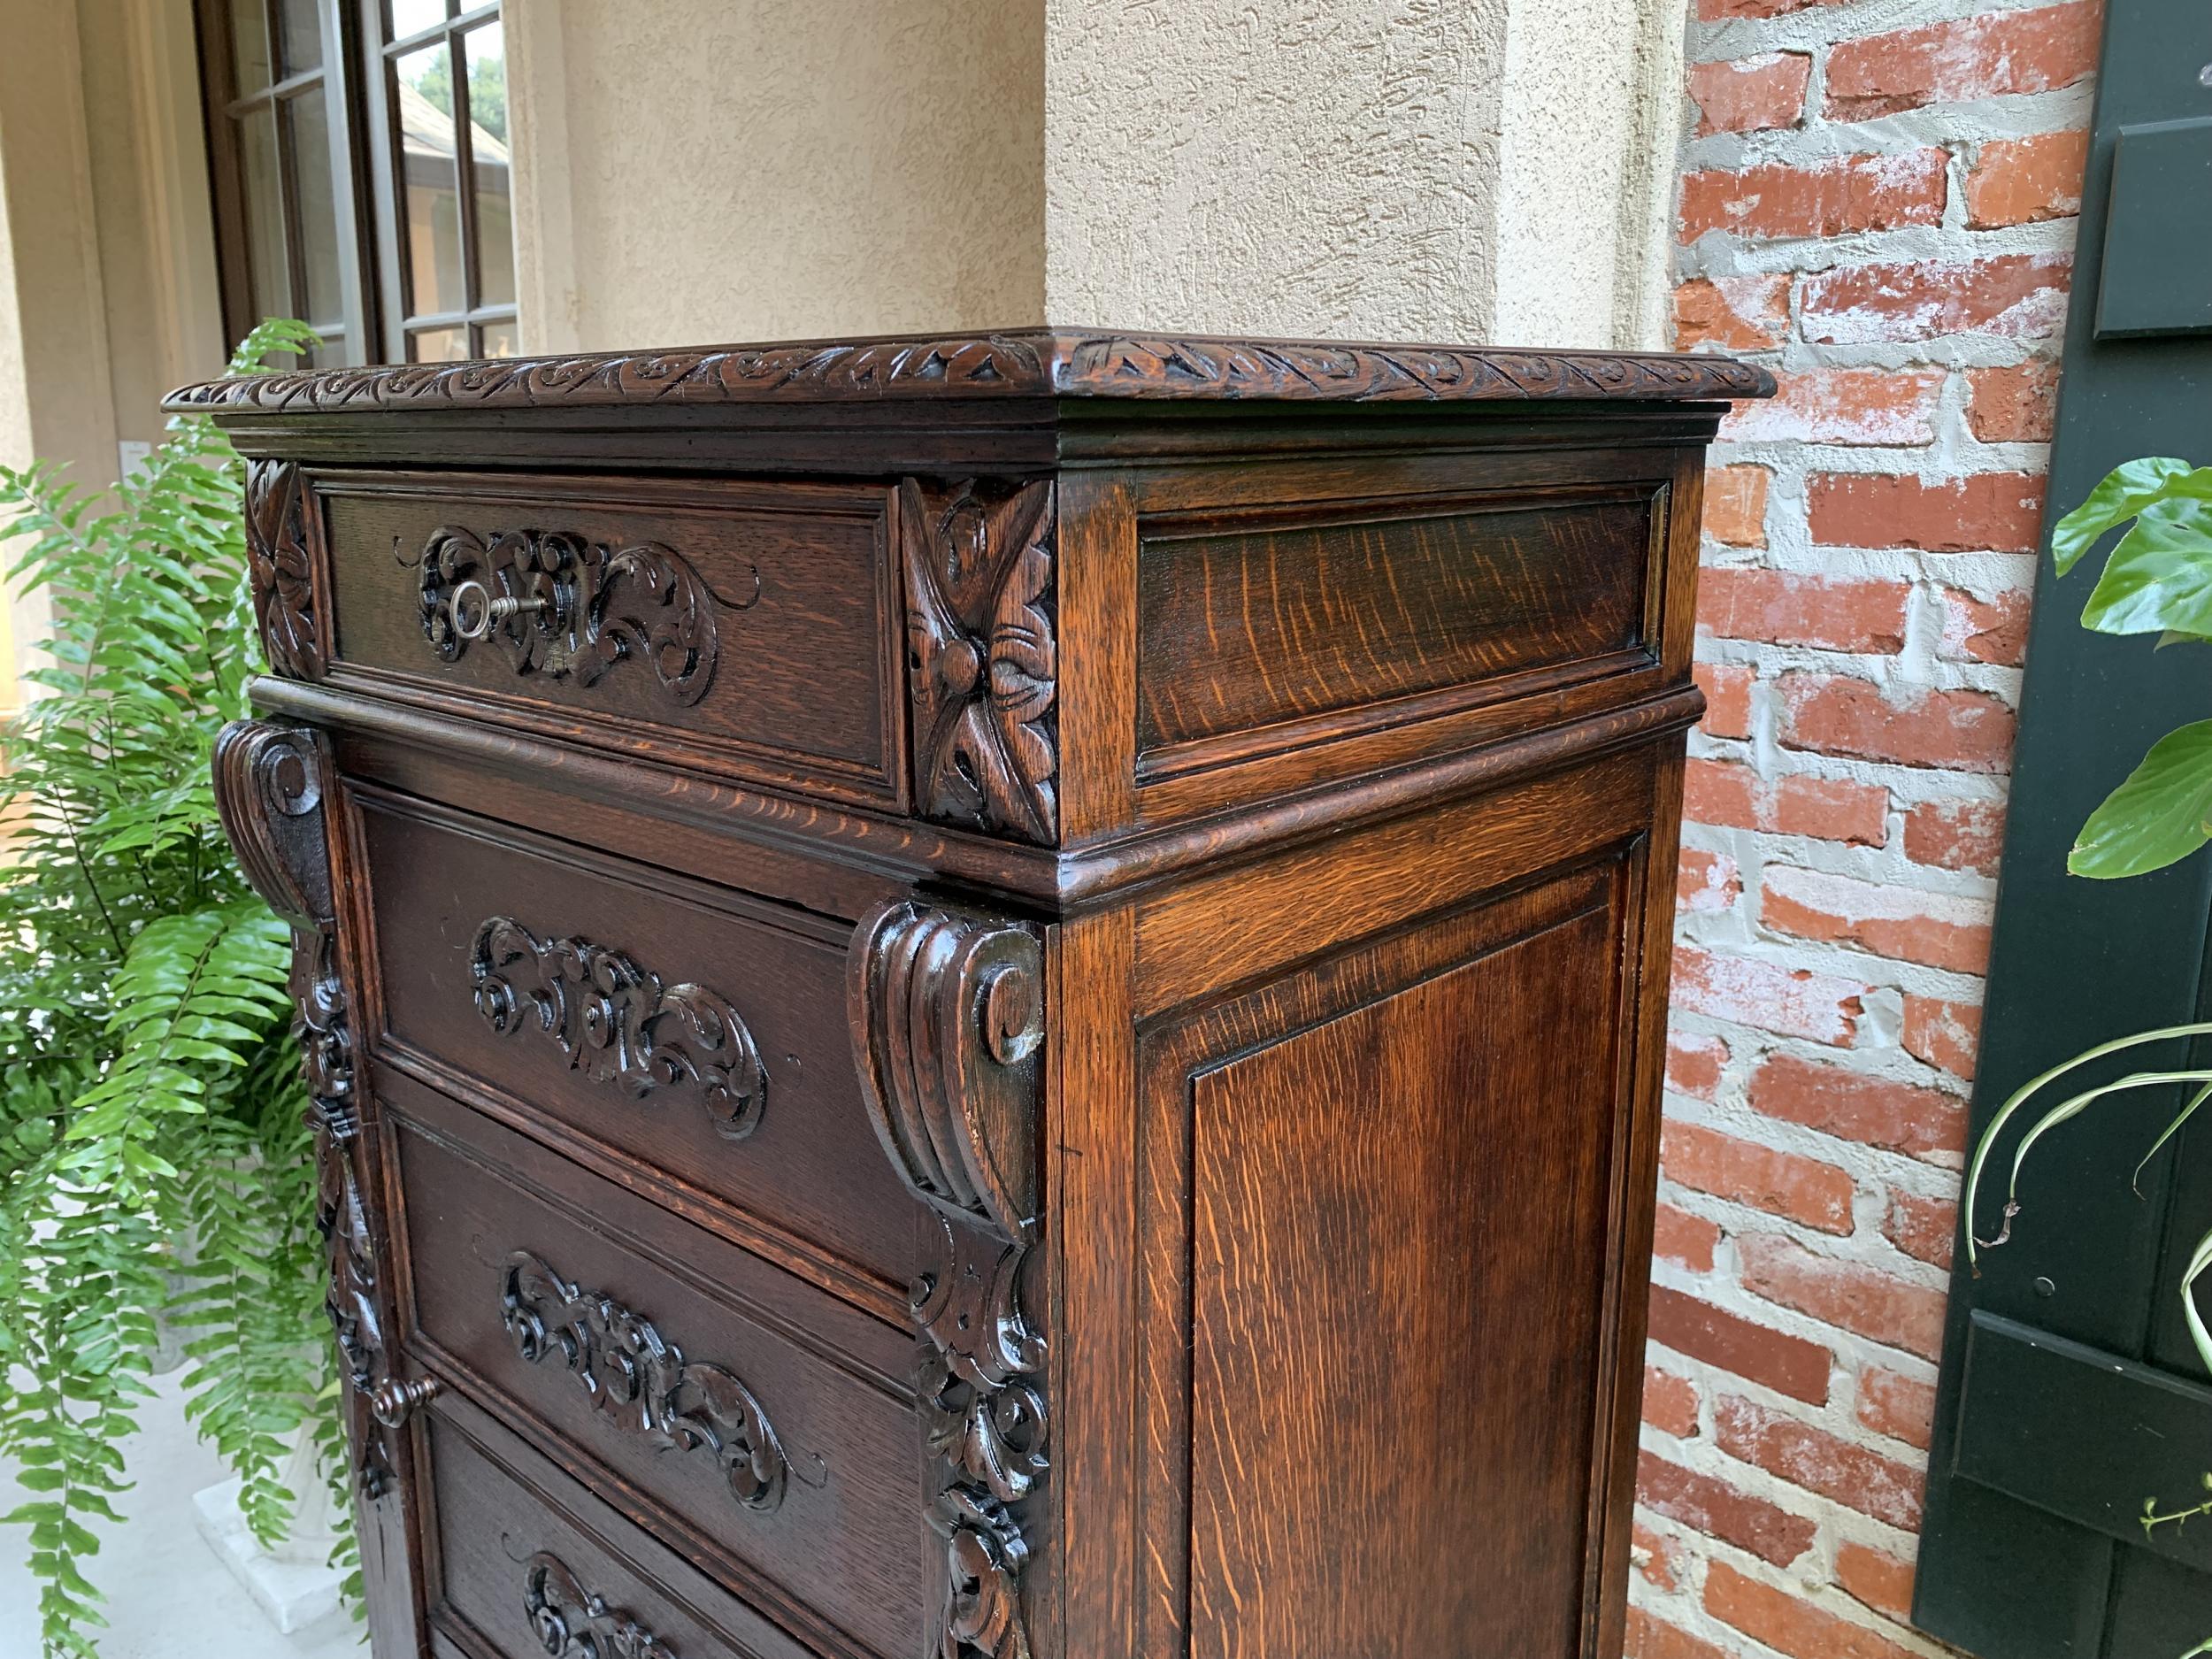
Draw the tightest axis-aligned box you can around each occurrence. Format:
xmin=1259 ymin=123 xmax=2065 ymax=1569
xmin=900 ymin=480 xmax=1057 ymax=845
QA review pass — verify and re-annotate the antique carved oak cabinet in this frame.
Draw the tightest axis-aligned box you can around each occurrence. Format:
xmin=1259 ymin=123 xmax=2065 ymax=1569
xmin=183 ymin=332 xmax=1768 ymax=1659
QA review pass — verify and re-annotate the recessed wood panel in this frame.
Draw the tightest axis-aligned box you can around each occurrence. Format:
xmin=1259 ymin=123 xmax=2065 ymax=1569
xmin=1137 ymin=865 xmax=1632 ymax=1659
xmin=1134 ymin=488 xmax=1658 ymax=776
xmin=319 ymin=470 xmax=902 ymax=803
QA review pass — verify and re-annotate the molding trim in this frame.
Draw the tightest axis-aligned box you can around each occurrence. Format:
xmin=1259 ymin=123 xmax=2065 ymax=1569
xmin=849 ymin=898 xmax=1047 ymax=1659
xmin=211 ymin=718 xmax=395 ymax=1495
xmin=165 ymin=330 xmax=1775 ymax=412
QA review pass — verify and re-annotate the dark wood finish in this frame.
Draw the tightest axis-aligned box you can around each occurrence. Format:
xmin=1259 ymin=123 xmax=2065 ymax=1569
xmin=349 ymin=785 xmax=926 ymax=1316
xmin=385 ymin=1074 xmax=924 ymax=1659
xmin=1136 ymin=863 xmax=1631 ymax=1658
xmin=199 ymin=329 xmax=1757 ymax=1659
xmin=211 ymin=718 xmax=426 ymax=1653
xmin=166 ymin=330 xmax=1773 ymax=412
xmin=420 ymin=1394 xmax=818 ymax=1659
xmin=1133 ymin=486 xmax=1657 ymax=767
xmin=318 ymin=469 xmax=902 ymax=805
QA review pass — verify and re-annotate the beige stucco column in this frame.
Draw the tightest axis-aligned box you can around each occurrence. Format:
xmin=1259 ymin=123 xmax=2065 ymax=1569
xmin=0 ymin=0 xmax=224 ymax=702
xmin=510 ymin=0 xmax=1685 ymax=353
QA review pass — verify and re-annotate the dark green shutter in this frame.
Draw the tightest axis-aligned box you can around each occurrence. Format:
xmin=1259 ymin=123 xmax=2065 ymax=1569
xmin=1914 ymin=4 xmax=2212 ymax=1652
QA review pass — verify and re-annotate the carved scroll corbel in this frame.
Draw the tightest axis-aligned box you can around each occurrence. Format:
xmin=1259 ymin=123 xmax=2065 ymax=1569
xmin=211 ymin=718 xmax=398 ymax=1496
xmin=848 ymin=899 xmax=1048 ymax=1659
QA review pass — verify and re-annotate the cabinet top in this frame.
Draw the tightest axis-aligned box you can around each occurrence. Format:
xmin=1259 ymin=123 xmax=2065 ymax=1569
xmin=164 ymin=328 xmax=1772 ymax=416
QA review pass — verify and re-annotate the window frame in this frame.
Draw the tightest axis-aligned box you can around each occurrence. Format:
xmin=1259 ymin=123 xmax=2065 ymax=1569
xmin=195 ymin=0 xmax=515 ymax=366
xmin=359 ymin=0 xmax=517 ymax=363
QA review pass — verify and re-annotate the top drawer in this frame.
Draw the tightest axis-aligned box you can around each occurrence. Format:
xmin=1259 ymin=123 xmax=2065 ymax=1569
xmin=309 ymin=470 xmax=903 ymax=806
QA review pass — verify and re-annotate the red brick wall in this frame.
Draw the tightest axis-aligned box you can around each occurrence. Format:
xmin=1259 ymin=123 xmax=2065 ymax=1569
xmin=1641 ymin=3 xmax=2100 ymax=1655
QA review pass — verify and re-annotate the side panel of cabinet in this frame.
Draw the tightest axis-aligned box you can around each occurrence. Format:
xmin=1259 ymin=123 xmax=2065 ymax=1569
xmin=211 ymin=719 xmax=433 ymax=1655
xmin=1115 ymin=746 xmax=1676 ymax=1659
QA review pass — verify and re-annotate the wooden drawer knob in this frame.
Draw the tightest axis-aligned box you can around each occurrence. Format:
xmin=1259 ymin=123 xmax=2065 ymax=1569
xmin=367 ymin=1374 xmax=442 ymax=1430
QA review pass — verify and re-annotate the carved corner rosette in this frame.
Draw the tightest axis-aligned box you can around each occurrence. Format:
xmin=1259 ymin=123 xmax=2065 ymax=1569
xmin=244 ymin=459 xmax=326 ymax=680
xmin=900 ymin=479 xmax=1058 ymax=847
xmin=401 ymin=524 xmax=731 ymax=705
xmin=211 ymin=719 xmax=400 ymax=1496
xmin=849 ymin=899 xmax=1048 ymax=1659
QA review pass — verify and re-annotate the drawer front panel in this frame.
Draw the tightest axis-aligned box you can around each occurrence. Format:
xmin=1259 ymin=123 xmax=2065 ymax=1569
xmin=423 ymin=1404 xmax=815 ymax=1659
xmin=354 ymin=786 xmax=925 ymax=1302
xmin=319 ymin=471 xmax=902 ymax=803
xmin=1135 ymin=485 xmax=1662 ymax=777
xmin=391 ymin=1087 xmax=926 ymax=1659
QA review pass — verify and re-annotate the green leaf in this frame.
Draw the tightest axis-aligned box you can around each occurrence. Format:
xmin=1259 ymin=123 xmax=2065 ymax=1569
xmin=2185 ymin=1223 xmax=2212 ymax=1379
xmin=0 ymin=320 xmax=359 ymax=1658
xmin=2054 ymin=457 xmax=2212 ymax=575
xmin=2079 ymin=497 xmax=2212 ymax=635
xmin=2071 ymin=720 xmax=2212 ymax=877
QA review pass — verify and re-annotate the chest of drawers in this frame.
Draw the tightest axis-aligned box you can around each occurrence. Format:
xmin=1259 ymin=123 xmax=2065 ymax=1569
xmin=186 ymin=330 xmax=1769 ymax=1659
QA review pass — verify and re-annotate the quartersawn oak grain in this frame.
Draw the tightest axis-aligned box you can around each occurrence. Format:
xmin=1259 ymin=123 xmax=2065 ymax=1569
xmin=1134 ymin=487 xmax=1656 ymax=766
xmin=198 ymin=327 xmax=1762 ymax=1659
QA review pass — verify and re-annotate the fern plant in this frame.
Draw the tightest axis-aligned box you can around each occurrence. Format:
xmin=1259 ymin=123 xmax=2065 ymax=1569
xmin=0 ymin=319 xmax=358 ymax=1659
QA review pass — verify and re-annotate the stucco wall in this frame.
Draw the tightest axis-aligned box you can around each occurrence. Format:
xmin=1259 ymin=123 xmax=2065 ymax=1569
xmin=1494 ymin=0 xmax=1684 ymax=349
xmin=509 ymin=0 xmax=1046 ymax=353
xmin=0 ymin=0 xmax=223 ymax=709
xmin=1043 ymin=0 xmax=1682 ymax=346
xmin=1042 ymin=0 xmax=1510 ymax=341
xmin=511 ymin=0 xmax=1684 ymax=353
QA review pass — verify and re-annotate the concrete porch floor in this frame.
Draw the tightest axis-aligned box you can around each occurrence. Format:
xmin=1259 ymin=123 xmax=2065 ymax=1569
xmin=0 ymin=1371 xmax=366 ymax=1659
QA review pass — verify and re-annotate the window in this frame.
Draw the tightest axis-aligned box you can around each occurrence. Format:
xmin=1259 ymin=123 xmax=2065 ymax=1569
xmin=197 ymin=0 xmax=518 ymax=365
xmin=373 ymin=3 xmax=516 ymax=360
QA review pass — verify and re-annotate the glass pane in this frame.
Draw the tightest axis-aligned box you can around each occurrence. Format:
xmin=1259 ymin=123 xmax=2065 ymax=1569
xmin=229 ymin=0 xmax=272 ymax=96
xmin=387 ymin=0 xmax=447 ymax=42
xmin=237 ymin=105 xmax=289 ymax=321
xmin=283 ymin=91 xmax=343 ymax=326
xmin=464 ymin=21 xmax=513 ymax=307
xmin=309 ymin=334 xmax=348 ymax=369
xmin=478 ymin=319 xmax=518 ymax=357
xmin=277 ymin=0 xmax=321 ymax=73
xmin=394 ymin=43 xmax=465 ymax=318
xmin=410 ymin=326 xmax=469 ymax=362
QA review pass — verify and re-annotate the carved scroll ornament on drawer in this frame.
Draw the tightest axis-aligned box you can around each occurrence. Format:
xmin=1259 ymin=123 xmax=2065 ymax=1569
xmin=471 ymin=916 xmax=767 ymax=1140
xmin=400 ymin=523 xmax=749 ymax=705
xmin=523 ymin=1549 xmax=677 ymax=1658
xmin=501 ymin=1248 xmax=788 ymax=1512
